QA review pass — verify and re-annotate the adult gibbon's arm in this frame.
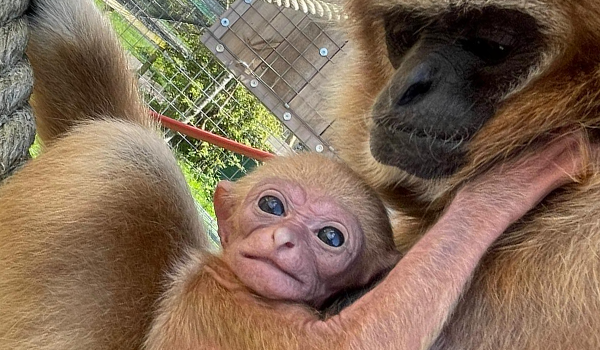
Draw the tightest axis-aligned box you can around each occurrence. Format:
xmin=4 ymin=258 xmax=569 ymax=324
xmin=27 ymin=0 xmax=151 ymax=144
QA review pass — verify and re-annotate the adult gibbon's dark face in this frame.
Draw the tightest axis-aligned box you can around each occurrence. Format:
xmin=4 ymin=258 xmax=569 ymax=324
xmin=369 ymin=8 xmax=544 ymax=179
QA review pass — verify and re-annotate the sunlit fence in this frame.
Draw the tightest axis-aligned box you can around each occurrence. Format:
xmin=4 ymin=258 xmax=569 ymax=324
xmin=96 ymin=0 xmax=345 ymax=245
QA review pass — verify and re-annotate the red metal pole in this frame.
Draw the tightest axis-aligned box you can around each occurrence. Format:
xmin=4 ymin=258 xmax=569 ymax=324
xmin=151 ymin=111 xmax=275 ymax=162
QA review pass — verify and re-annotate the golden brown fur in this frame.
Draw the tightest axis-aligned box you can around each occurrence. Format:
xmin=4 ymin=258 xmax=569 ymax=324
xmin=144 ymin=254 xmax=317 ymax=350
xmin=0 ymin=0 xmax=204 ymax=348
xmin=329 ymin=0 xmax=600 ymax=348
xmin=26 ymin=0 xmax=151 ymax=144
xmin=145 ymin=140 xmax=589 ymax=350
xmin=0 ymin=122 xmax=204 ymax=349
xmin=145 ymin=153 xmax=400 ymax=350
xmin=4 ymin=0 xmax=598 ymax=349
xmin=4 ymin=1 xmax=577 ymax=349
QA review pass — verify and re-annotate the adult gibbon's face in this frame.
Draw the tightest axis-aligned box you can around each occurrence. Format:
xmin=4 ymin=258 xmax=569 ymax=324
xmin=333 ymin=0 xmax=600 ymax=193
xmin=369 ymin=7 xmax=545 ymax=179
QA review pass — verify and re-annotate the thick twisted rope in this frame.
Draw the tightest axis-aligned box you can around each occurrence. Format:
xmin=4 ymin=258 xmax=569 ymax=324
xmin=262 ymin=0 xmax=344 ymax=21
xmin=0 ymin=0 xmax=35 ymax=181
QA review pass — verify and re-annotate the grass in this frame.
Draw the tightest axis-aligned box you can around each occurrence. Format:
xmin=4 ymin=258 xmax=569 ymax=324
xmin=94 ymin=0 xmax=158 ymax=54
xmin=177 ymin=158 xmax=216 ymax=218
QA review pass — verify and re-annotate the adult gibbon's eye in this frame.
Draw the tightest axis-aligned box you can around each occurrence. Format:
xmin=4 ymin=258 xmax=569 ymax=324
xmin=317 ymin=227 xmax=345 ymax=248
xmin=258 ymin=195 xmax=285 ymax=216
xmin=386 ymin=29 xmax=421 ymax=69
xmin=462 ymin=38 xmax=512 ymax=64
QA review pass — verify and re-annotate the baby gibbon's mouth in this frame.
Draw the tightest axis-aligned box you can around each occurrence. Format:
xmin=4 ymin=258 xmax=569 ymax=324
xmin=242 ymin=253 xmax=303 ymax=283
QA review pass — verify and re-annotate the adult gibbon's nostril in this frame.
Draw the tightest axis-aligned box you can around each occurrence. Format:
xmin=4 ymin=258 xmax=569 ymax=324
xmin=397 ymin=80 xmax=433 ymax=106
xmin=396 ymin=62 xmax=436 ymax=106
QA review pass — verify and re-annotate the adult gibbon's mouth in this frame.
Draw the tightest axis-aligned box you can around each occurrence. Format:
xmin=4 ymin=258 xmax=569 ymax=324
xmin=369 ymin=124 xmax=467 ymax=179
xmin=242 ymin=253 xmax=303 ymax=283
xmin=388 ymin=123 xmax=468 ymax=144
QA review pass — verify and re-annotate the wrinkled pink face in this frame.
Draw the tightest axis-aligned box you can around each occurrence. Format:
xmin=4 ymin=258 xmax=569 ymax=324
xmin=216 ymin=179 xmax=365 ymax=307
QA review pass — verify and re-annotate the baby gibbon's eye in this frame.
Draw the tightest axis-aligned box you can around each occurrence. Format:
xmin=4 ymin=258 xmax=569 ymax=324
xmin=317 ymin=227 xmax=345 ymax=248
xmin=258 ymin=195 xmax=285 ymax=216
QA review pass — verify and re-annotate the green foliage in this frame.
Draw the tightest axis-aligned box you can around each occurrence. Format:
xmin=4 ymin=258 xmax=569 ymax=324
xmin=177 ymin=158 xmax=216 ymax=217
xmin=98 ymin=1 xmax=284 ymax=212
xmin=137 ymin=23 xmax=283 ymax=188
xmin=107 ymin=13 xmax=156 ymax=54
xmin=29 ymin=136 xmax=42 ymax=159
xmin=95 ymin=0 xmax=159 ymax=59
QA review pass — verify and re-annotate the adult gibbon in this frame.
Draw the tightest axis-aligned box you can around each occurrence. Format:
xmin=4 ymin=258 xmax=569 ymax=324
xmin=0 ymin=0 xmax=596 ymax=349
xmin=328 ymin=0 xmax=600 ymax=348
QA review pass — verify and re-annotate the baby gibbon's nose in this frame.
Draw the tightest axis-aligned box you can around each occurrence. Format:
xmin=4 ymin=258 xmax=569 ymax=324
xmin=273 ymin=226 xmax=296 ymax=249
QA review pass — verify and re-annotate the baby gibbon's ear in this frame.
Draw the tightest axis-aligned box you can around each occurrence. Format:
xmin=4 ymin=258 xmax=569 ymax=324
xmin=213 ymin=180 xmax=235 ymax=247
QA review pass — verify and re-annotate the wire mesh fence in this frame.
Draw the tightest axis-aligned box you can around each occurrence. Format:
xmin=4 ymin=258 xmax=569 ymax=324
xmin=202 ymin=0 xmax=346 ymax=155
xmin=95 ymin=0 xmax=345 ymax=245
